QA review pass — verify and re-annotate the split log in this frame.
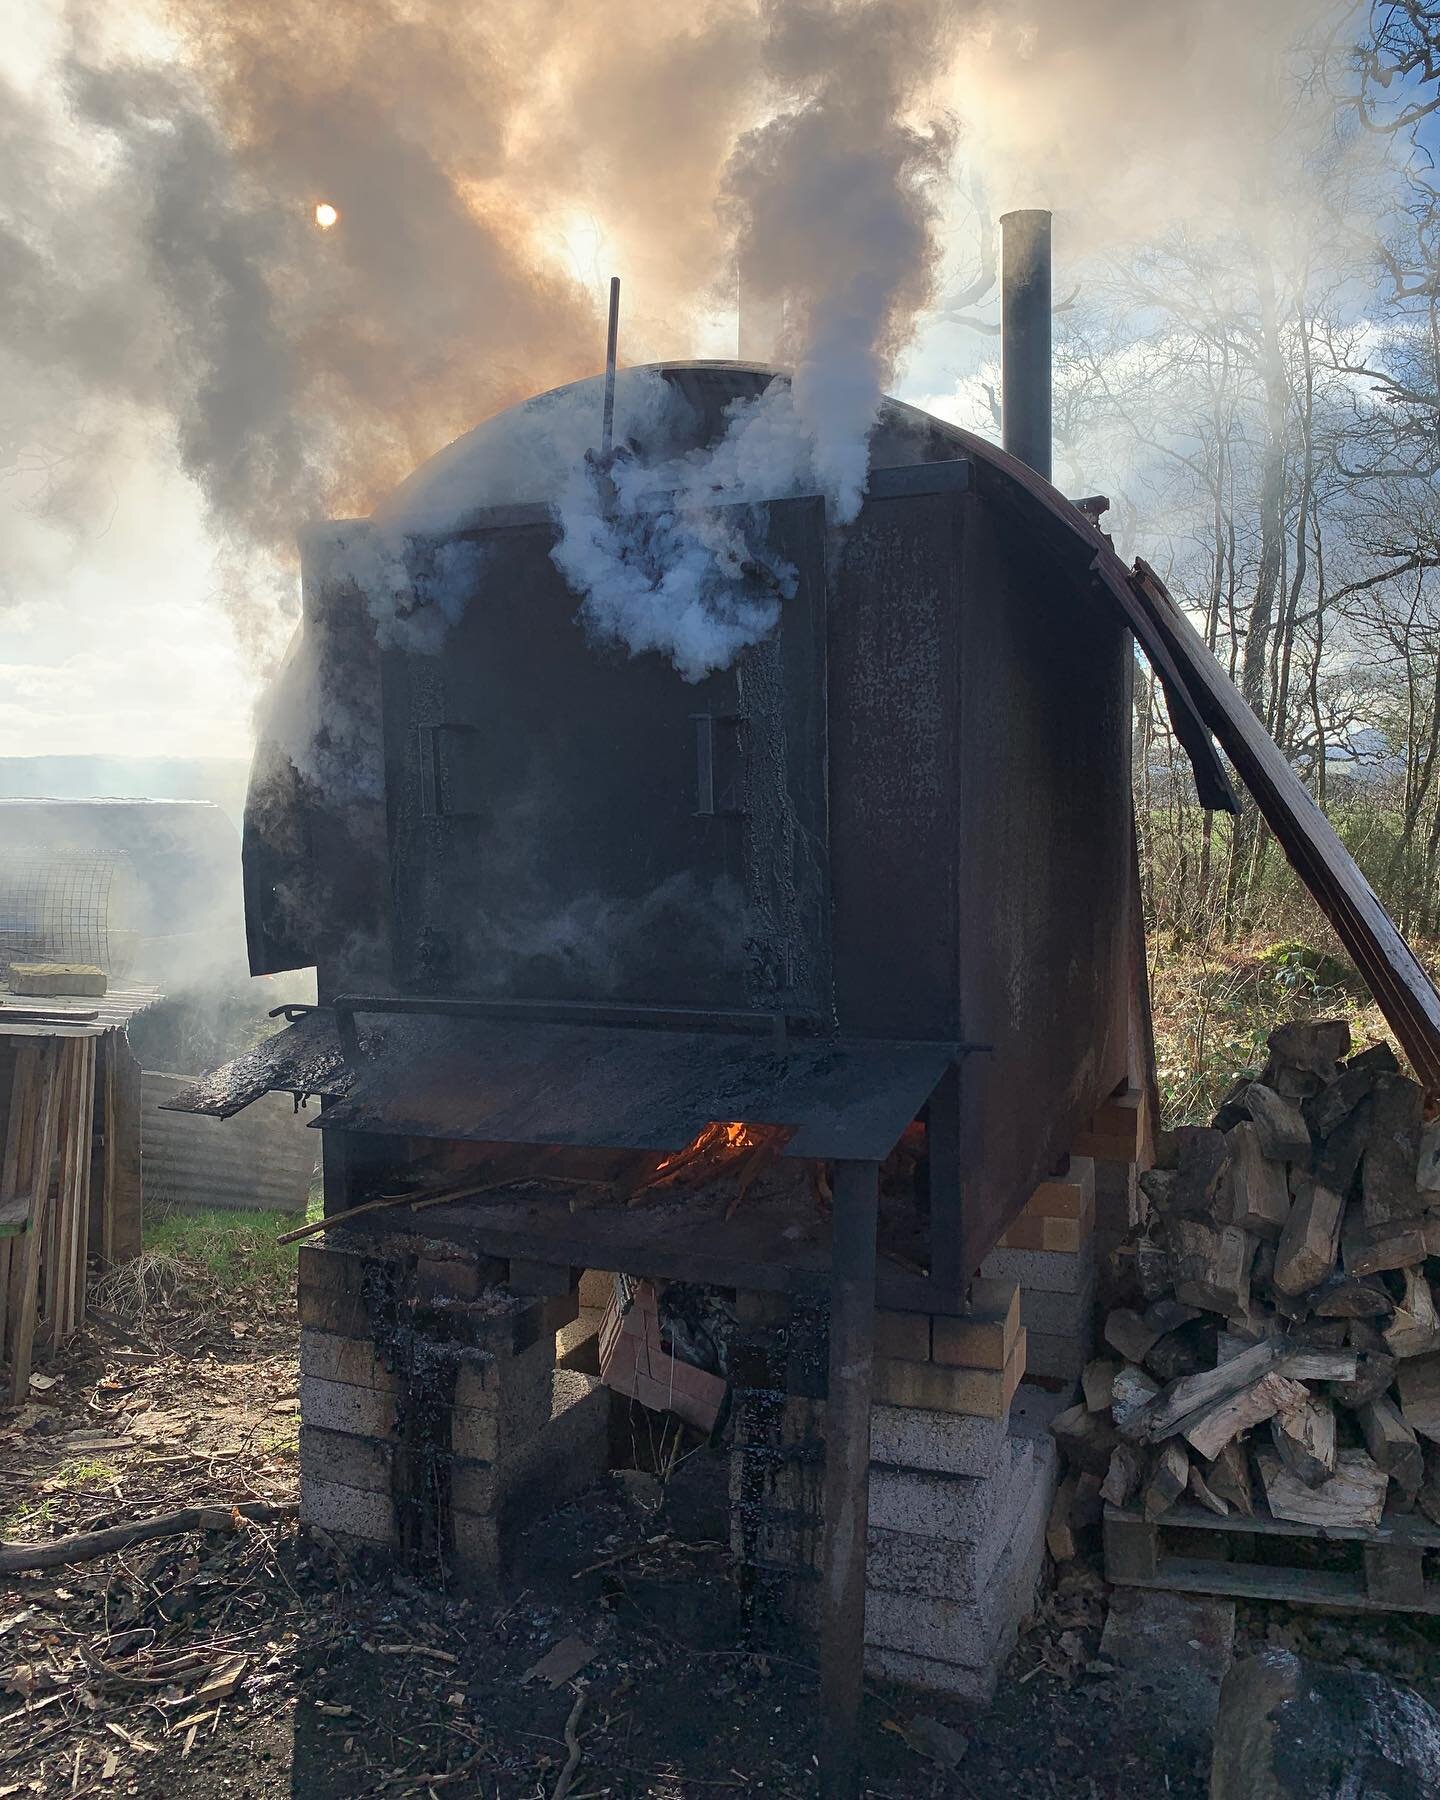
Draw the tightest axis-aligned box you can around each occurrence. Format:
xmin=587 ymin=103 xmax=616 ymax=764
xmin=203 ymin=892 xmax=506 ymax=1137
xmin=1310 ymin=1274 xmax=1394 ymax=1320
xmin=1048 ymin=1402 xmax=1118 ymax=1476
xmin=1382 ymin=1268 xmax=1439 ymax=1360
xmin=1167 ymin=1218 xmax=1254 ymax=1316
xmin=0 ymin=1501 xmax=297 ymax=1572
xmin=1270 ymin=1394 xmax=1337 ymax=1488
xmin=1272 ymin=1176 xmax=1343 ymax=1296
xmin=1276 ymin=1347 xmax=1357 ymax=1382
xmin=1111 ymin=1364 xmax=1163 ymax=1439
xmin=1396 ymin=1353 xmax=1440 ymax=1445
xmin=1134 ymin=1236 xmax=1172 ymax=1303
xmin=1312 ymin=1098 xmax=1374 ymax=1197
xmin=1226 ymin=1122 xmax=1292 ymax=1238
xmin=1171 ymin=1128 xmax=1231 ymax=1219
xmin=1418 ymin=1119 xmax=1440 ymax=1197
xmin=1138 ymin=1168 xmax=1178 ymax=1218
xmin=1099 ymin=1443 xmax=1143 ymax=1508
xmin=1418 ymin=1444 xmax=1440 ymax=1529
xmin=1342 ymin=1212 xmax=1440 ymax=1277
xmin=1188 ymin=1463 xmax=1230 ymax=1516
xmin=1045 ymin=1473 xmax=1096 ymax=1563
xmin=1105 ymin=1299 xmax=1200 ymax=1365
xmin=1306 ymin=1061 xmax=1382 ymax=1138
xmin=1137 ymin=1337 xmax=1285 ymax=1441
xmin=1327 ymin=1322 xmax=1398 ymax=1411
xmin=1356 ymin=1395 xmax=1423 ymax=1501
xmin=1360 ymin=1073 xmax=1425 ymax=1230
xmin=1256 ymin=1448 xmax=1387 ymax=1529
xmin=1186 ymin=1371 xmax=1311 ymax=1462
xmin=1241 ymin=1084 xmax=1311 ymax=1163
xmin=1145 ymin=1322 xmax=1216 ymax=1383
xmin=1287 ymin=1317 xmax=1350 ymax=1349
xmin=1267 ymin=1019 xmax=1350 ymax=1081
xmin=1081 ymin=1358 xmax=1118 ymax=1413
xmin=1105 ymin=1308 xmax=1161 ymax=1364
xmin=1207 ymin=1441 xmax=1255 ymax=1516
xmin=1143 ymin=1442 xmax=1189 ymax=1520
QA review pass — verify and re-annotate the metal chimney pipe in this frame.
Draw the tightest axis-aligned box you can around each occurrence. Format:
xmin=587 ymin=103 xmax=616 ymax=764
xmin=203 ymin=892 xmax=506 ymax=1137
xmin=1000 ymin=209 xmax=1052 ymax=481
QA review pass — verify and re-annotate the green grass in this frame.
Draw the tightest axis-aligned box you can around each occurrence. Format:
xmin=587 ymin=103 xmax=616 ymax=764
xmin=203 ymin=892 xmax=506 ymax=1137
xmin=140 ymin=1200 xmax=316 ymax=1311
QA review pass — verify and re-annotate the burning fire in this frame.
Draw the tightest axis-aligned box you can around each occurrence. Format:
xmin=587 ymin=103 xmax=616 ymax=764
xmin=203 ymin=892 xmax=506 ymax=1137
xmin=313 ymin=201 xmax=339 ymax=230
xmin=655 ymin=1120 xmax=761 ymax=1174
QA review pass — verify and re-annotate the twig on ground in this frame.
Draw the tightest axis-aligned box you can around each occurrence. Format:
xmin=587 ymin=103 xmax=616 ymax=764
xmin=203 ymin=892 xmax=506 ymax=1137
xmin=551 ymin=1689 xmax=588 ymax=1800
xmin=0 ymin=1501 xmax=297 ymax=1572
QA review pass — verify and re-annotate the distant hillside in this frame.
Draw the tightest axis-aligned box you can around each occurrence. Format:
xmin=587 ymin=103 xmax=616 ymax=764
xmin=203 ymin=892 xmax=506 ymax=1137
xmin=0 ymin=756 xmax=250 ymax=823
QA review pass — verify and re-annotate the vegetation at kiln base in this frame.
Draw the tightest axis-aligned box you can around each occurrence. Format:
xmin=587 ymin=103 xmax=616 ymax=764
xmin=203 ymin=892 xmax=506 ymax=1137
xmin=127 ymin=1199 xmax=318 ymax=1316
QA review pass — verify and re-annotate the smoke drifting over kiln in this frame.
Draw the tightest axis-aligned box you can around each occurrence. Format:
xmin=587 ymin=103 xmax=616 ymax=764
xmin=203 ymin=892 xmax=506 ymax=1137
xmin=0 ymin=0 xmax=1344 ymax=697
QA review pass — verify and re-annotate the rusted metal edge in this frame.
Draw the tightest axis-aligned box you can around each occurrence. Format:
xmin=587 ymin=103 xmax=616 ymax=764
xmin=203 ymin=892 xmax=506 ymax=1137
xmin=938 ymin=420 xmax=1440 ymax=1091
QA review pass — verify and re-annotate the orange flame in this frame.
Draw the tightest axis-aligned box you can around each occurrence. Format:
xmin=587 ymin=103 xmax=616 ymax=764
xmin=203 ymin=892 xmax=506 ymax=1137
xmin=655 ymin=1119 xmax=760 ymax=1173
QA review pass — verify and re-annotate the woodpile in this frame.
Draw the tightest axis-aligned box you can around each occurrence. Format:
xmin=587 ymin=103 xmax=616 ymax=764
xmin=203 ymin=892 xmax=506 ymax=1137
xmin=1051 ymin=1019 xmax=1440 ymax=1542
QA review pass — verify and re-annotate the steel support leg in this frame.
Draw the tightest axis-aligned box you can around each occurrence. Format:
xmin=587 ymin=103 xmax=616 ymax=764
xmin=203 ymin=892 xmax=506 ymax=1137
xmin=818 ymin=1159 xmax=879 ymax=1799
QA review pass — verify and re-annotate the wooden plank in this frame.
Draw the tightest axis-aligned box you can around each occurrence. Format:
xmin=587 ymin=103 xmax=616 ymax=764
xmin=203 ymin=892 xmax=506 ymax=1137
xmin=1363 ymin=1543 xmax=1425 ymax=1608
xmin=73 ymin=1038 xmax=96 ymax=1328
xmin=98 ymin=1036 xmax=117 ymax=1265
xmin=1112 ymin=1552 xmax=1440 ymax=1616
xmin=10 ymin=1040 xmax=64 ymax=1403
xmin=107 ymin=1033 xmax=144 ymax=1262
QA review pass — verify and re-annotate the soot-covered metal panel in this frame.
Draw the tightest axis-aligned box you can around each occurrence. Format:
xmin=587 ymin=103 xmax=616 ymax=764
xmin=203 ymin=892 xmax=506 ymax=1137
xmin=310 ymin=1015 xmax=953 ymax=1162
xmin=159 ymin=1010 xmax=350 ymax=1119
xmin=828 ymin=479 xmax=964 ymax=1038
xmin=952 ymin=496 xmax=1131 ymax=1274
xmin=381 ymin=497 xmax=829 ymax=1017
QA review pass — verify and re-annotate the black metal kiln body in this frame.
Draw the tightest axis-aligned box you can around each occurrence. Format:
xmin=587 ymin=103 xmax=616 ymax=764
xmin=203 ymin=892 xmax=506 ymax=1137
xmin=236 ymin=362 xmax=1133 ymax=1307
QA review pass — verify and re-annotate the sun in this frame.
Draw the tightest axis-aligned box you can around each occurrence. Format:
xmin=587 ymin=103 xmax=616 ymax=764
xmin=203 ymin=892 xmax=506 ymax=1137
xmin=313 ymin=202 xmax=339 ymax=230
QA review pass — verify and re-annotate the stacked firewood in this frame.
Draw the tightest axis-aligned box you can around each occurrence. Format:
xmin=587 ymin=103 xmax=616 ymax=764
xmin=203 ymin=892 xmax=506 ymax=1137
xmin=1051 ymin=1020 xmax=1440 ymax=1537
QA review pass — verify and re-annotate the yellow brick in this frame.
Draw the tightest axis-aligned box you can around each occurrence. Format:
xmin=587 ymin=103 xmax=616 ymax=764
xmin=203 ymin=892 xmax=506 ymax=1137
xmin=873 ymin=1309 xmax=931 ymax=1362
xmin=999 ymin=1200 xmax=1093 ymax=1253
xmin=872 ymin=1331 xmax=1026 ymax=1418
xmin=1073 ymin=1088 xmax=1145 ymax=1162
xmin=1025 ymin=1156 xmax=1097 ymax=1219
xmin=931 ymin=1281 xmax=1020 ymax=1371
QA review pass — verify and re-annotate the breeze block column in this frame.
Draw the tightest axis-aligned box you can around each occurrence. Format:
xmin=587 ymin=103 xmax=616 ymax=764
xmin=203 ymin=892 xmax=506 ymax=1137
xmin=728 ymin=1278 xmax=1057 ymax=1702
xmin=297 ymin=1236 xmax=610 ymax=1584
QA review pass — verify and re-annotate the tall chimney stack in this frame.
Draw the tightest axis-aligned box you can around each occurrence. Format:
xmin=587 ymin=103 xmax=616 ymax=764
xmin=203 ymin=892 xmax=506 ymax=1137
xmin=1000 ymin=209 xmax=1052 ymax=481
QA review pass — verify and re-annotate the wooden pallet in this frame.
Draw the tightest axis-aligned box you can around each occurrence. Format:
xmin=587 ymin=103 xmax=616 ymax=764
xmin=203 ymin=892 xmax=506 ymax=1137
xmin=1104 ymin=1500 xmax=1440 ymax=1616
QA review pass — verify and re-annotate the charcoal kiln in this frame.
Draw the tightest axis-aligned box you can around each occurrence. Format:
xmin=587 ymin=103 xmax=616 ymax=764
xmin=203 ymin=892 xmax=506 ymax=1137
xmin=168 ymin=235 xmax=1440 ymax=1795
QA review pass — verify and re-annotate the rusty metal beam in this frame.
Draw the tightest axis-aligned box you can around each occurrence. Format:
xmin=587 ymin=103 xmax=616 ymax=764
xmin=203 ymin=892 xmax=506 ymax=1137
xmin=818 ymin=1158 xmax=878 ymax=1799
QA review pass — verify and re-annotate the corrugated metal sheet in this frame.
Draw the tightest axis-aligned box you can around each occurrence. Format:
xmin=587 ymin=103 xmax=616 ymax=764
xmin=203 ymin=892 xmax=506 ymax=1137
xmin=142 ymin=1071 xmax=316 ymax=1215
xmin=0 ymin=984 xmax=161 ymax=1039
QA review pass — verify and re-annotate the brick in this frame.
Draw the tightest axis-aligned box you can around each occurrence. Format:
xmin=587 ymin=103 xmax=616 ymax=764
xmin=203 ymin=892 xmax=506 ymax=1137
xmin=453 ymin=1336 xmax=556 ymax=1411
xmin=297 ymin=1242 xmax=368 ymax=1297
xmin=300 ymin=1329 xmax=398 ymax=1394
xmin=298 ymin=1282 xmax=373 ymax=1337
xmin=301 ymin=1475 xmax=395 ymax=1545
xmin=998 ymin=1205 xmax=1094 ymax=1253
xmin=931 ymin=1282 xmax=1020 ymax=1371
xmin=300 ymin=1426 xmax=392 ymax=1494
xmin=577 ymin=1269 xmax=615 ymax=1310
xmin=299 ymin=1374 xmax=397 ymax=1440
xmin=1072 ymin=1087 xmax=1145 ymax=1162
xmin=1024 ymin=1157 xmax=1096 ymax=1219
xmin=873 ymin=1309 xmax=930 ymax=1362
xmin=978 ymin=1244 xmax=1095 ymax=1295
xmin=872 ymin=1332 xmax=1025 ymax=1418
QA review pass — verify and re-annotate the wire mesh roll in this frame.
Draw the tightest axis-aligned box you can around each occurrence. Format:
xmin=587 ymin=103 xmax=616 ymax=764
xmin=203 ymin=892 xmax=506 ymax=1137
xmin=0 ymin=853 xmax=140 ymax=979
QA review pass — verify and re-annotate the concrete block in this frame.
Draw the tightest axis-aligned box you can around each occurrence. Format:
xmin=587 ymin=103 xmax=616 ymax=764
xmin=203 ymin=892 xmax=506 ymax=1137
xmin=301 ymin=1475 xmax=395 ymax=1545
xmin=297 ymin=1242 xmax=368 ymax=1298
xmin=578 ymin=1268 xmax=616 ymax=1310
xmin=448 ymin=1506 xmax=502 ymax=1579
xmin=453 ymin=1336 xmax=556 ymax=1412
xmin=300 ymin=1329 xmax=398 ymax=1394
xmin=1008 ymin=1380 xmax=1075 ymax=1446
xmin=300 ymin=1426 xmax=392 ymax=1494
xmin=1017 ymin=1278 xmax=1096 ymax=1338
xmin=299 ymin=1374 xmax=397 ymax=1441
xmin=868 ymin=1403 xmax=1009 ymax=1477
xmin=1024 ymin=1328 xmax=1092 ymax=1382
xmin=868 ymin=1457 xmax=1013 ymax=1542
xmin=298 ymin=1282 xmax=372 ymax=1337
xmin=979 ymin=1243 xmax=1095 ymax=1296
xmin=864 ymin=1646 xmax=1000 ymax=1702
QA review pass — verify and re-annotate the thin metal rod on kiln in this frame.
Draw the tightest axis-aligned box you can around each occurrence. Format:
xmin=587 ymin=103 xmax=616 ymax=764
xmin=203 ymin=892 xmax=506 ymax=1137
xmin=601 ymin=276 xmax=621 ymax=457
